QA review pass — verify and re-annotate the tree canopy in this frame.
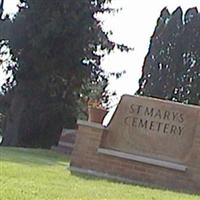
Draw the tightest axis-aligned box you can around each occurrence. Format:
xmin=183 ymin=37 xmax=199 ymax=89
xmin=137 ymin=7 xmax=200 ymax=106
xmin=0 ymin=0 xmax=127 ymax=147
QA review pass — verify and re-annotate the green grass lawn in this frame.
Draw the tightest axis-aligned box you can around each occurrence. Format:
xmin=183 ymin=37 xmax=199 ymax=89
xmin=0 ymin=147 xmax=199 ymax=200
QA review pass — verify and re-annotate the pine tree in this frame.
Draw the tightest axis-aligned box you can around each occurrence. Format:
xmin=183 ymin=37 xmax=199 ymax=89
xmin=0 ymin=0 xmax=127 ymax=147
xmin=137 ymin=7 xmax=200 ymax=106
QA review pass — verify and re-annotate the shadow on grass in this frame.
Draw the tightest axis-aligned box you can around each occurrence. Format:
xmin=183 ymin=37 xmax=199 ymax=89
xmin=70 ymin=171 xmax=200 ymax=196
xmin=0 ymin=147 xmax=70 ymax=167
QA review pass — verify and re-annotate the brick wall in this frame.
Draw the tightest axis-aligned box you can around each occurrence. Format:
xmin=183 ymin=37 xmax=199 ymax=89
xmin=70 ymin=118 xmax=200 ymax=193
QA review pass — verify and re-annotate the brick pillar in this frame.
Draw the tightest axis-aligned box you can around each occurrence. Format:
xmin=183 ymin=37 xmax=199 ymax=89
xmin=70 ymin=120 xmax=106 ymax=170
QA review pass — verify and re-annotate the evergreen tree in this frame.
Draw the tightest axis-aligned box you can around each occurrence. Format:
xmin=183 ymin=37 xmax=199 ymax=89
xmin=137 ymin=7 xmax=200 ymax=106
xmin=0 ymin=0 xmax=3 ymax=18
xmin=0 ymin=0 xmax=127 ymax=147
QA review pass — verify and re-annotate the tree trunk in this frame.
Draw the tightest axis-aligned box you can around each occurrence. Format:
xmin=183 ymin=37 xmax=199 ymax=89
xmin=2 ymin=90 xmax=64 ymax=148
xmin=2 ymin=92 xmax=26 ymax=146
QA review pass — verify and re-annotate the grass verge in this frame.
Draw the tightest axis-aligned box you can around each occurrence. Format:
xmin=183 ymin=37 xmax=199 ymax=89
xmin=0 ymin=147 xmax=199 ymax=200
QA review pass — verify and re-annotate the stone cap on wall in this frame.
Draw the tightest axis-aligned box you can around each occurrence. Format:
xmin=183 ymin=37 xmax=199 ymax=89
xmin=77 ymin=120 xmax=106 ymax=130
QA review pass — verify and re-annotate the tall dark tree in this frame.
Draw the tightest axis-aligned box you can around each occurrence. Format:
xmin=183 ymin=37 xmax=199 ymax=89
xmin=0 ymin=0 xmax=3 ymax=18
xmin=137 ymin=7 xmax=200 ymax=106
xmin=0 ymin=0 xmax=127 ymax=147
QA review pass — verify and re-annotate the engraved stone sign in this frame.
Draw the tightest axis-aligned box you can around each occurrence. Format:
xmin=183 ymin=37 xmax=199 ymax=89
xmin=102 ymin=95 xmax=199 ymax=163
xmin=71 ymin=94 xmax=200 ymax=192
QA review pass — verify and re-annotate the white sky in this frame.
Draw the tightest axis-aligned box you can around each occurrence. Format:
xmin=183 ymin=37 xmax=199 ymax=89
xmin=100 ymin=0 xmax=200 ymax=100
xmin=1 ymin=0 xmax=200 ymax=101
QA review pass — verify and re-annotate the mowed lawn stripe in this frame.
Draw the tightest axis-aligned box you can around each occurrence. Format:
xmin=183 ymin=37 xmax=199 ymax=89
xmin=0 ymin=147 xmax=199 ymax=200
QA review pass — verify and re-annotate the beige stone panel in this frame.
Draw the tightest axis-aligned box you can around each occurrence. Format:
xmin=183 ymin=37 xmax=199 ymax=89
xmin=103 ymin=95 xmax=200 ymax=163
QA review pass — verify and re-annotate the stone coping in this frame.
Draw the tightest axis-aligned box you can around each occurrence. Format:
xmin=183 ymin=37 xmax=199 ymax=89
xmin=58 ymin=141 xmax=74 ymax=148
xmin=61 ymin=129 xmax=77 ymax=135
xmin=123 ymin=95 xmax=200 ymax=109
xmin=98 ymin=148 xmax=187 ymax=172
xmin=77 ymin=120 xmax=106 ymax=130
